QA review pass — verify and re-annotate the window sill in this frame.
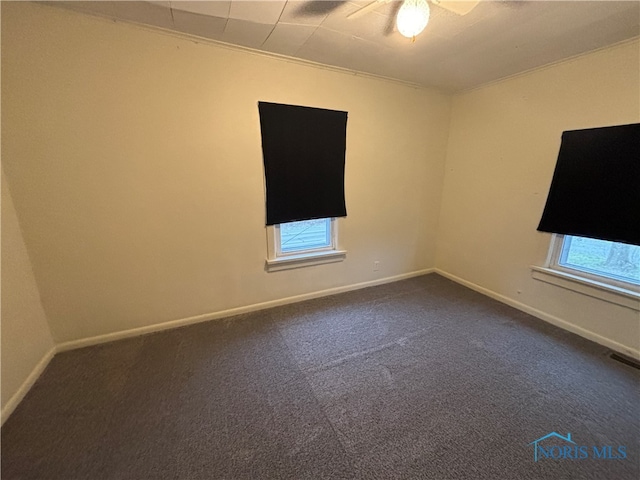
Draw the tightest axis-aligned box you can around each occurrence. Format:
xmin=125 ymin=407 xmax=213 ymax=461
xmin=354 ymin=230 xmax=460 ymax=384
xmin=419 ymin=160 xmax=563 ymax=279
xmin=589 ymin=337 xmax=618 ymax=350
xmin=531 ymin=266 xmax=640 ymax=311
xmin=266 ymin=250 xmax=346 ymax=272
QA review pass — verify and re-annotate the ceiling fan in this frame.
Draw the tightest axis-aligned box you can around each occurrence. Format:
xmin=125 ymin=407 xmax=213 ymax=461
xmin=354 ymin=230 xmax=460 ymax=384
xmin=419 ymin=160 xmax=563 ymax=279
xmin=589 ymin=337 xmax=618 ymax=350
xmin=348 ymin=0 xmax=481 ymax=39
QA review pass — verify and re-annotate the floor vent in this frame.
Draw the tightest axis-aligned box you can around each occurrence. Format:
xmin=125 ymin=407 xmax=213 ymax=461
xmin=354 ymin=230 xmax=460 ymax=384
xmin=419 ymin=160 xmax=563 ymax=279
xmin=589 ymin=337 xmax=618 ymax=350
xmin=609 ymin=352 xmax=640 ymax=370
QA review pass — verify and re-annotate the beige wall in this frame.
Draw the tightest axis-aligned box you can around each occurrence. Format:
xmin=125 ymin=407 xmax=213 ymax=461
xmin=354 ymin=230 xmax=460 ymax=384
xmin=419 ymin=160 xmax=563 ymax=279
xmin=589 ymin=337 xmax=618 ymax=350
xmin=436 ymin=39 xmax=640 ymax=354
xmin=1 ymin=3 xmax=451 ymax=343
xmin=1 ymin=172 xmax=55 ymax=418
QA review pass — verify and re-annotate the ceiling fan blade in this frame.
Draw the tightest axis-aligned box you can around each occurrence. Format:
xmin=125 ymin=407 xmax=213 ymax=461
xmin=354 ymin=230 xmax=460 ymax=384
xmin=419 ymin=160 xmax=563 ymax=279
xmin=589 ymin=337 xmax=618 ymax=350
xmin=431 ymin=0 xmax=480 ymax=16
xmin=347 ymin=0 xmax=389 ymax=20
xmin=294 ymin=1 xmax=348 ymax=17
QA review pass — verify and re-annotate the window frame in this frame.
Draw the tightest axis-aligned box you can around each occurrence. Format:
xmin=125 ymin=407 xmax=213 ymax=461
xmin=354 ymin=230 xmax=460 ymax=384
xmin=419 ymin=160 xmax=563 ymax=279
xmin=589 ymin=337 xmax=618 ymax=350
xmin=531 ymin=234 xmax=640 ymax=311
xmin=265 ymin=218 xmax=346 ymax=272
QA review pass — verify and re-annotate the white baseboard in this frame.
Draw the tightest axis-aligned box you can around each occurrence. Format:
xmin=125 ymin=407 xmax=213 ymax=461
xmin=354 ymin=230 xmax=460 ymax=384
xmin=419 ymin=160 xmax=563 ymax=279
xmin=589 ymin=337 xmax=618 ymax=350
xmin=435 ymin=269 xmax=640 ymax=361
xmin=1 ymin=346 xmax=56 ymax=425
xmin=7 ymin=266 xmax=635 ymax=426
xmin=3 ymin=269 xmax=429 ymax=424
xmin=2 ymin=268 xmax=431 ymax=424
xmin=56 ymin=268 xmax=435 ymax=352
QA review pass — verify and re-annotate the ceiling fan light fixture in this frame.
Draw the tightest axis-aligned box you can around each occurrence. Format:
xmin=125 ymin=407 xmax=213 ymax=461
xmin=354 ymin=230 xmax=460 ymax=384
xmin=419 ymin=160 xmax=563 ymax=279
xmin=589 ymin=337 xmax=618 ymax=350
xmin=396 ymin=0 xmax=430 ymax=39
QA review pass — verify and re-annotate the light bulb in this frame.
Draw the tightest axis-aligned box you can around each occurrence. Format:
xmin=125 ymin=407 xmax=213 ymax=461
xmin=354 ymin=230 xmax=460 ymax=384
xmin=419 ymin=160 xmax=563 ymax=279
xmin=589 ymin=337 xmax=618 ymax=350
xmin=396 ymin=0 xmax=430 ymax=39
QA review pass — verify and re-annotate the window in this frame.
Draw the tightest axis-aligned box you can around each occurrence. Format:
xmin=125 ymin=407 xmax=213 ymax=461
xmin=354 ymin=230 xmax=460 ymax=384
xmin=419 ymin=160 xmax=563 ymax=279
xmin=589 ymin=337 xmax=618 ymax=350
xmin=258 ymin=102 xmax=348 ymax=272
xmin=265 ymin=218 xmax=346 ymax=272
xmin=279 ymin=218 xmax=332 ymax=254
xmin=533 ymin=123 xmax=639 ymax=308
xmin=532 ymin=235 xmax=640 ymax=310
xmin=555 ymin=235 xmax=640 ymax=287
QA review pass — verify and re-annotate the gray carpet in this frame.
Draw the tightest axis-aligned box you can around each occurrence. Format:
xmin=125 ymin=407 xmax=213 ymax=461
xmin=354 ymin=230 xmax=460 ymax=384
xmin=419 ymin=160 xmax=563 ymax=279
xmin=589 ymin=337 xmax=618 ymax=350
xmin=2 ymin=274 xmax=639 ymax=479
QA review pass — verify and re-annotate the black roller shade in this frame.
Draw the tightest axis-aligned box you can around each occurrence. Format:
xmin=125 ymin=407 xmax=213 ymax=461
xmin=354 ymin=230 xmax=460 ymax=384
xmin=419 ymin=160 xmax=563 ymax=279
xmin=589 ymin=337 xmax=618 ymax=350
xmin=258 ymin=102 xmax=347 ymax=226
xmin=537 ymin=123 xmax=640 ymax=246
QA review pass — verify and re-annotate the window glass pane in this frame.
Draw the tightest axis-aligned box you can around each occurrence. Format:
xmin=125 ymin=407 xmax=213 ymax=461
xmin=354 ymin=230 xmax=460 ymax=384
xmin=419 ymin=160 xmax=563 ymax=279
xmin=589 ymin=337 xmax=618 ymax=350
xmin=280 ymin=218 xmax=331 ymax=253
xmin=559 ymin=236 xmax=640 ymax=285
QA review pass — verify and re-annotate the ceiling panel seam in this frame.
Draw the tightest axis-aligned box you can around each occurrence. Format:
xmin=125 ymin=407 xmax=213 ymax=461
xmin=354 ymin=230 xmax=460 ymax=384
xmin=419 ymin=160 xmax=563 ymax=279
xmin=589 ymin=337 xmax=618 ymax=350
xmin=260 ymin=0 xmax=288 ymax=48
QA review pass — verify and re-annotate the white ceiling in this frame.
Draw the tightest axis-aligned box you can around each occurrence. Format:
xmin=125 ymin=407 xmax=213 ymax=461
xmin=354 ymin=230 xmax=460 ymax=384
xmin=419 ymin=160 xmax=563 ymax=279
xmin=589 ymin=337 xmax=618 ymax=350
xmin=48 ymin=1 xmax=640 ymax=91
